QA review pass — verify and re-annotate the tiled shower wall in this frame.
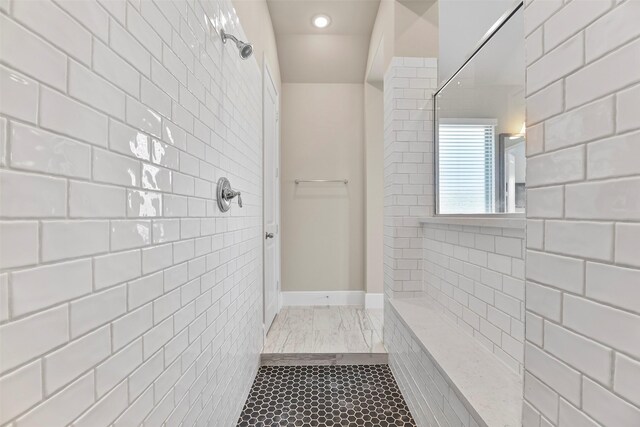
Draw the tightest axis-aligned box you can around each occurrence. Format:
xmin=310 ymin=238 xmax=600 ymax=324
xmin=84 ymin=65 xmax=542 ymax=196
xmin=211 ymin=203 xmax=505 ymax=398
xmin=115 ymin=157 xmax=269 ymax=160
xmin=383 ymin=57 xmax=437 ymax=299
xmin=382 ymin=56 xmax=446 ymax=427
xmin=523 ymin=0 xmax=640 ymax=425
xmin=423 ymin=223 xmax=525 ymax=374
xmin=0 ymin=0 xmax=263 ymax=426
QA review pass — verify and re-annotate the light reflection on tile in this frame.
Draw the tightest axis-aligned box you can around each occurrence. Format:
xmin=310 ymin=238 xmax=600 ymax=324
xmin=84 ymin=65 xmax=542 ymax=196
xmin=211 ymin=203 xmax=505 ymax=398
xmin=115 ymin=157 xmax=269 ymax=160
xmin=108 ymin=120 xmax=150 ymax=160
xmin=129 ymin=132 xmax=150 ymax=160
xmin=127 ymin=189 xmax=162 ymax=217
xmin=152 ymin=139 xmax=179 ymax=169
xmin=142 ymin=163 xmax=171 ymax=191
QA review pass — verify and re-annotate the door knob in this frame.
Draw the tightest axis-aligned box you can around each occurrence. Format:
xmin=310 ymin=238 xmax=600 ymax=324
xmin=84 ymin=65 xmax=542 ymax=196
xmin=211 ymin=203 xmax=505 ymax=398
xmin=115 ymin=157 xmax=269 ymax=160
xmin=265 ymin=232 xmax=274 ymax=239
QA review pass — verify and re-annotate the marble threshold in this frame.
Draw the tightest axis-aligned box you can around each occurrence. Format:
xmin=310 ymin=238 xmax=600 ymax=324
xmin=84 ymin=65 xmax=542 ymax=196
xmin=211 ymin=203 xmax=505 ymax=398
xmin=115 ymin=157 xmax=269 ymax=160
xmin=263 ymin=306 xmax=385 ymax=354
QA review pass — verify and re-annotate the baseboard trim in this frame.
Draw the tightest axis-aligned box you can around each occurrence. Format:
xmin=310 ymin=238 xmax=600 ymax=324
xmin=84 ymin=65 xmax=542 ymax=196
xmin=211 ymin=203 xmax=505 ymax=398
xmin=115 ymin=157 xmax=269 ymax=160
xmin=365 ymin=293 xmax=384 ymax=309
xmin=281 ymin=291 xmax=364 ymax=306
xmin=280 ymin=291 xmax=385 ymax=308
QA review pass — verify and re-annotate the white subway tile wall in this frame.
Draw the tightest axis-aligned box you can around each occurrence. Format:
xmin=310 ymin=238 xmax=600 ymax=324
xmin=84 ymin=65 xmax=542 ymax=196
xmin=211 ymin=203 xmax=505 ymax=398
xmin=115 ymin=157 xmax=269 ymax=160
xmin=423 ymin=223 xmax=526 ymax=374
xmin=524 ymin=0 xmax=640 ymax=426
xmin=0 ymin=0 xmax=263 ymax=426
xmin=383 ymin=57 xmax=437 ymax=299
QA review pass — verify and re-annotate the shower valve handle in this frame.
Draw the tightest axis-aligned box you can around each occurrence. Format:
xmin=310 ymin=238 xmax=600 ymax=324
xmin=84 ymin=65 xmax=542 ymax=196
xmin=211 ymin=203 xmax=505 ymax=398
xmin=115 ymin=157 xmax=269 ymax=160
xmin=216 ymin=177 xmax=242 ymax=212
xmin=223 ymin=188 xmax=242 ymax=208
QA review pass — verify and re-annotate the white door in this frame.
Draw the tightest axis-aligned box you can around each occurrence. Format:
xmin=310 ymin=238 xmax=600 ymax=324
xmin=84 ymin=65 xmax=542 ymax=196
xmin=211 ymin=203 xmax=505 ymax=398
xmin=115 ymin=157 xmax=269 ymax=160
xmin=263 ymin=63 xmax=280 ymax=333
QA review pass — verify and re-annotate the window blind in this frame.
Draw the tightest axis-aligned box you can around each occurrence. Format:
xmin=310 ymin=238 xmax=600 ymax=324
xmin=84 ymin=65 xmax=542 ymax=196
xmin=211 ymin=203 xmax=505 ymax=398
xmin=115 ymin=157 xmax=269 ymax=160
xmin=438 ymin=122 xmax=496 ymax=214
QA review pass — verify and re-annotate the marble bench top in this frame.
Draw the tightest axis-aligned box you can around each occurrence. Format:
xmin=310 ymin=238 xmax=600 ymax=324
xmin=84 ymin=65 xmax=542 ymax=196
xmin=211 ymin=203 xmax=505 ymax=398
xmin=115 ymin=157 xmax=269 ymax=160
xmin=390 ymin=297 xmax=523 ymax=427
xmin=419 ymin=215 xmax=526 ymax=229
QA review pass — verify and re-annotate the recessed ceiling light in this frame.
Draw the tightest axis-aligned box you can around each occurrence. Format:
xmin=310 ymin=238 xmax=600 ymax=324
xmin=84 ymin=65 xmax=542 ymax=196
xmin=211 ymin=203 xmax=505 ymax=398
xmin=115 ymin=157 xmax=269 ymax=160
xmin=312 ymin=14 xmax=331 ymax=29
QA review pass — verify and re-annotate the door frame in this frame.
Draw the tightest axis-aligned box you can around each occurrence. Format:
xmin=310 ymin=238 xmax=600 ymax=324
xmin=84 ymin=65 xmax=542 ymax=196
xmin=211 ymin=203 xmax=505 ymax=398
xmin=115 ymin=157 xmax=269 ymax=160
xmin=262 ymin=58 xmax=281 ymax=338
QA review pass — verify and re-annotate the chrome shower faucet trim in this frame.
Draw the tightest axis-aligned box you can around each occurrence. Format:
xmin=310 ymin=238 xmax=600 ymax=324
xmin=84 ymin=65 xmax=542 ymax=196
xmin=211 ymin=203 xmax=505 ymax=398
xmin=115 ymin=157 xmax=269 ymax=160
xmin=216 ymin=177 xmax=243 ymax=212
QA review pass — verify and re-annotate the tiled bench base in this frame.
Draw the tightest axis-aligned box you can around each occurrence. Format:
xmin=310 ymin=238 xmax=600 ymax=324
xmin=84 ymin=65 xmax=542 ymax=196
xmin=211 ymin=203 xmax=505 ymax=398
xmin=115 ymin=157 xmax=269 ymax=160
xmin=385 ymin=298 xmax=522 ymax=427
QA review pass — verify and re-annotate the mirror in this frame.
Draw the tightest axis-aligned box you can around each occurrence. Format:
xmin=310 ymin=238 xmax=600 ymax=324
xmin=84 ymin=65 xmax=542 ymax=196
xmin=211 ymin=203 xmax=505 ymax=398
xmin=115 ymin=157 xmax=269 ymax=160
xmin=435 ymin=6 xmax=525 ymax=215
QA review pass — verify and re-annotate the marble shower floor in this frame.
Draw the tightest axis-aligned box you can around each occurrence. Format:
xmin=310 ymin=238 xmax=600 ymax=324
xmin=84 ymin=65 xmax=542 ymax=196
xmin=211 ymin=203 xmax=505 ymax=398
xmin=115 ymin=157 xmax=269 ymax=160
xmin=263 ymin=306 xmax=385 ymax=354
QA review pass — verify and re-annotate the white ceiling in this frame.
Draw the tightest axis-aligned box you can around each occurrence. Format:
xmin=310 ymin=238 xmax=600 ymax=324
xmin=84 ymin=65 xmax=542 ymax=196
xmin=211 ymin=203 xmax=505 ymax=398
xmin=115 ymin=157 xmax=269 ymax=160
xmin=267 ymin=0 xmax=381 ymax=83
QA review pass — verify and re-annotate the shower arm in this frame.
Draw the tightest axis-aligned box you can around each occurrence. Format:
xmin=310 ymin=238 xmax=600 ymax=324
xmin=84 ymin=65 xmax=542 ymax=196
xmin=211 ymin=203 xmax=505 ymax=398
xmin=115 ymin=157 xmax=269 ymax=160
xmin=220 ymin=29 xmax=253 ymax=59
xmin=220 ymin=29 xmax=239 ymax=45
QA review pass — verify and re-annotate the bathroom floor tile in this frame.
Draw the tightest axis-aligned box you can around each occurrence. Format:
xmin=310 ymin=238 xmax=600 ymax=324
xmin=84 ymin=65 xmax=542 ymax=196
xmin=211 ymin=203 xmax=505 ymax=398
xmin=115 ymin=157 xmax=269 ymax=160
xmin=264 ymin=306 xmax=386 ymax=354
xmin=237 ymin=364 xmax=416 ymax=426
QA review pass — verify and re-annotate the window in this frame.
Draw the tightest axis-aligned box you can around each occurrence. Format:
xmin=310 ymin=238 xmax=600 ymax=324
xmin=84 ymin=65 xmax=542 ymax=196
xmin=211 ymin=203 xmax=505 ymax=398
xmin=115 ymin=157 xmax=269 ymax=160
xmin=438 ymin=120 xmax=496 ymax=214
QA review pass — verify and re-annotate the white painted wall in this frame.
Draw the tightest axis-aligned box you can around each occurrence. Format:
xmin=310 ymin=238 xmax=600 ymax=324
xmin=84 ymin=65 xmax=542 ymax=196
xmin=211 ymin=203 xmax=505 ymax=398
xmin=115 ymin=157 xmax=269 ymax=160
xmin=280 ymin=83 xmax=365 ymax=293
xmin=366 ymin=0 xmax=440 ymax=76
xmin=365 ymin=82 xmax=385 ymax=295
xmin=0 ymin=0 xmax=267 ymax=425
xmin=395 ymin=0 xmax=439 ymax=59
xmin=523 ymin=0 xmax=640 ymax=425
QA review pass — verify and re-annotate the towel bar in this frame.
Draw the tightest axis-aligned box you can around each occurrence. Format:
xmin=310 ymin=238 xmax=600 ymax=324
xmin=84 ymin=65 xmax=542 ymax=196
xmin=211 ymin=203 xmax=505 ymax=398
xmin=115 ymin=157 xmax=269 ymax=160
xmin=294 ymin=179 xmax=348 ymax=184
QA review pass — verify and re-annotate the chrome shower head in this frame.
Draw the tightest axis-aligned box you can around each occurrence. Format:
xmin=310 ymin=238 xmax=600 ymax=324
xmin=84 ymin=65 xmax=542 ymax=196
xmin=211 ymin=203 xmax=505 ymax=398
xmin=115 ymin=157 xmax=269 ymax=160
xmin=221 ymin=29 xmax=253 ymax=60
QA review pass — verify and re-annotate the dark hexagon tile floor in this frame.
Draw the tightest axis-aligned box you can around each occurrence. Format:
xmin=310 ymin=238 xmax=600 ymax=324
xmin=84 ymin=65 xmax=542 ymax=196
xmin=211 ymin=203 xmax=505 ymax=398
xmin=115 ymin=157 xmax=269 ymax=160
xmin=237 ymin=364 xmax=416 ymax=426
